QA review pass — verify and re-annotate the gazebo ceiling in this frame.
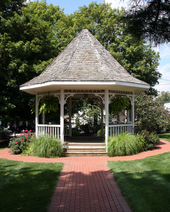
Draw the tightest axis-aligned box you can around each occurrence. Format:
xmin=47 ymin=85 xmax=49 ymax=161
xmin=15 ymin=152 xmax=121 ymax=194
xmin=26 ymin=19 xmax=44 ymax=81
xmin=20 ymin=29 xmax=150 ymax=94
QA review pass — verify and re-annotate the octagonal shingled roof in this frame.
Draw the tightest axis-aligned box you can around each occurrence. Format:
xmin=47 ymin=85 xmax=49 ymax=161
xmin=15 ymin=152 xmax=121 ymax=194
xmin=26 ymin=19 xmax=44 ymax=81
xmin=20 ymin=29 xmax=149 ymax=88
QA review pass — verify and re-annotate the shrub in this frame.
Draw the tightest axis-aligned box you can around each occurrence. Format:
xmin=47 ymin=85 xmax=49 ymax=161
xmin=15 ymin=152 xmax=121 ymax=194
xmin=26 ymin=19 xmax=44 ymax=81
xmin=108 ymin=133 xmax=144 ymax=157
xmin=137 ymin=130 xmax=160 ymax=150
xmin=29 ymin=134 xmax=63 ymax=158
xmin=72 ymin=128 xmax=80 ymax=136
xmin=8 ymin=130 xmax=33 ymax=154
xmin=0 ymin=131 xmax=9 ymax=140
xmin=9 ymin=137 xmax=28 ymax=154
xmin=135 ymin=93 xmax=169 ymax=133
xmin=97 ymin=129 xmax=105 ymax=137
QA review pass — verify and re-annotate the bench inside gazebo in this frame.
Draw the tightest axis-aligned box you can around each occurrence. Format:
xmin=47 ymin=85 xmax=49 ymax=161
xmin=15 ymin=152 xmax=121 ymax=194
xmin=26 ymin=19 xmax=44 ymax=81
xmin=20 ymin=29 xmax=150 ymax=155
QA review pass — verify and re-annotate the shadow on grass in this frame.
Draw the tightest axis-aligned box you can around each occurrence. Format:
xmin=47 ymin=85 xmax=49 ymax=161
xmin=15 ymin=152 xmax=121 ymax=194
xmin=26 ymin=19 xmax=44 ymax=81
xmin=108 ymin=163 xmax=170 ymax=212
xmin=0 ymin=159 xmax=63 ymax=212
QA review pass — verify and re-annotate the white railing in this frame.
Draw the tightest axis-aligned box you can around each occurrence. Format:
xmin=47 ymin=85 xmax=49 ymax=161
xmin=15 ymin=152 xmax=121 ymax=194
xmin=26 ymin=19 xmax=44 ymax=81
xmin=109 ymin=124 xmax=133 ymax=137
xmin=37 ymin=124 xmax=60 ymax=139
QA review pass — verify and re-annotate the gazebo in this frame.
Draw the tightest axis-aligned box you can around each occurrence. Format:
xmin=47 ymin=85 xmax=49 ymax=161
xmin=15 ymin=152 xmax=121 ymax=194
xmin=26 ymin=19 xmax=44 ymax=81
xmin=20 ymin=29 xmax=150 ymax=152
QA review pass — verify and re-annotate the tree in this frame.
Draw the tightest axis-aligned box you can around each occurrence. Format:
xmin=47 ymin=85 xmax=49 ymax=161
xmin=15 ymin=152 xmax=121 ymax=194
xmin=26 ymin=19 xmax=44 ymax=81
xmin=156 ymin=91 xmax=170 ymax=103
xmin=0 ymin=1 xmax=161 ymax=126
xmin=135 ymin=93 xmax=169 ymax=133
xmin=55 ymin=2 xmax=160 ymax=94
xmin=124 ymin=0 xmax=170 ymax=46
xmin=0 ymin=0 xmax=25 ymax=18
xmin=0 ymin=1 xmax=64 ymax=126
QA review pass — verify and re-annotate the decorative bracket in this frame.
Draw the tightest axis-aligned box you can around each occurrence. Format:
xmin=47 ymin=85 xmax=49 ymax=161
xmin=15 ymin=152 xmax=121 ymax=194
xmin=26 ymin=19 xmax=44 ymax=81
xmin=126 ymin=95 xmax=133 ymax=105
xmin=64 ymin=93 xmax=75 ymax=105
xmin=54 ymin=94 xmax=60 ymax=102
xmin=94 ymin=94 xmax=105 ymax=104
xmin=37 ymin=96 xmax=43 ymax=106
xmin=109 ymin=94 xmax=116 ymax=103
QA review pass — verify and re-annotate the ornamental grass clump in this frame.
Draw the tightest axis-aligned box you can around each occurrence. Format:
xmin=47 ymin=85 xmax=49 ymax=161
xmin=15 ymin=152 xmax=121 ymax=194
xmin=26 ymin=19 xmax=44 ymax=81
xmin=108 ymin=133 xmax=144 ymax=157
xmin=30 ymin=134 xmax=63 ymax=158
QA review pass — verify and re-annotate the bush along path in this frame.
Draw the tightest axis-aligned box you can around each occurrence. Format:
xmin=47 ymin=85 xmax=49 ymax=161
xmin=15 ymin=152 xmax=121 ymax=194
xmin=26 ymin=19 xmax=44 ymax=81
xmin=1 ymin=139 xmax=170 ymax=211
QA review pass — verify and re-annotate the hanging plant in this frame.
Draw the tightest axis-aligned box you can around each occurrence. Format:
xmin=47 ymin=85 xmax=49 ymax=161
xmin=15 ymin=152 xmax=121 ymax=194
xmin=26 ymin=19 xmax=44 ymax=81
xmin=39 ymin=95 xmax=59 ymax=114
xmin=109 ymin=96 xmax=131 ymax=114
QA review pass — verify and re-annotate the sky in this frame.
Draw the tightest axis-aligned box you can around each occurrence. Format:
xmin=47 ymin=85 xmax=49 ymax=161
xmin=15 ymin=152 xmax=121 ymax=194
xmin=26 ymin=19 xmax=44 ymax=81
xmin=31 ymin=0 xmax=170 ymax=94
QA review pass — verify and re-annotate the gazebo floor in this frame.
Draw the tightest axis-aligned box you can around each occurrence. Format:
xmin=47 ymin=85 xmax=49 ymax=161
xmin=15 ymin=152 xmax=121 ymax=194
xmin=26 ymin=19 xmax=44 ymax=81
xmin=64 ymin=135 xmax=104 ymax=143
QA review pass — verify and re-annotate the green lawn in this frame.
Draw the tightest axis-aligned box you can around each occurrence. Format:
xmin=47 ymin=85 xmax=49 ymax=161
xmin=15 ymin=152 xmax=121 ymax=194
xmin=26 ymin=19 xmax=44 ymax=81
xmin=0 ymin=159 xmax=63 ymax=212
xmin=158 ymin=132 xmax=170 ymax=142
xmin=107 ymin=152 xmax=170 ymax=212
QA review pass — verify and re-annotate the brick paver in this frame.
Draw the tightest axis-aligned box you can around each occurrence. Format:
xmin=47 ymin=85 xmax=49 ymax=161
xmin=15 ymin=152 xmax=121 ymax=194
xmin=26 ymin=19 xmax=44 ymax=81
xmin=1 ymin=139 xmax=170 ymax=212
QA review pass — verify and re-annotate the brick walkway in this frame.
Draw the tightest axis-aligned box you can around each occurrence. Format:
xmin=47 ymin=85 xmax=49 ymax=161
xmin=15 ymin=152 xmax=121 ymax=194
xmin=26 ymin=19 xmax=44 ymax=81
xmin=1 ymin=139 xmax=170 ymax=212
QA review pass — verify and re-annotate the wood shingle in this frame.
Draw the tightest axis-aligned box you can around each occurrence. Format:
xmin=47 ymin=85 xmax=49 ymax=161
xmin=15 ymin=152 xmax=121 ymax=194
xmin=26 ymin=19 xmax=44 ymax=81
xmin=20 ymin=29 xmax=149 ymax=87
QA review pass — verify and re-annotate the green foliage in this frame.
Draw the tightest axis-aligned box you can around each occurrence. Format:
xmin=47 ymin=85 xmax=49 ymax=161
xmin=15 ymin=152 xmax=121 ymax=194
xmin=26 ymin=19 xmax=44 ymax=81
xmin=137 ymin=130 xmax=160 ymax=150
xmin=9 ymin=130 xmax=32 ymax=154
xmin=72 ymin=128 xmax=80 ymax=136
xmin=0 ymin=1 xmax=161 ymax=124
xmin=0 ymin=1 xmax=64 ymax=123
xmin=73 ymin=98 xmax=101 ymax=134
xmin=156 ymin=91 xmax=170 ymax=103
xmin=0 ymin=0 xmax=26 ymax=18
xmin=135 ymin=93 xmax=169 ymax=133
xmin=68 ymin=2 xmax=160 ymax=94
xmin=109 ymin=96 xmax=131 ymax=114
xmin=125 ymin=0 xmax=170 ymax=45
xmin=29 ymin=134 xmax=63 ymax=158
xmin=80 ymin=124 xmax=92 ymax=135
xmin=97 ymin=129 xmax=105 ymax=137
xmin=75 ymin=118 xmax=80 ymax=128
xmin=39 ymin=95 xmax=59 ymax=114
xmin=0 ymin=130 xmax=9 ymax=140
xmin=108 ymin=133 xmax=144 ymax=157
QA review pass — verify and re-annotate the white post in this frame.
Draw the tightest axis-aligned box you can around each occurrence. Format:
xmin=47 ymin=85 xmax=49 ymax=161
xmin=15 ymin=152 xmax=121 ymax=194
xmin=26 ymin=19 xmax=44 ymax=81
xmin=127 ymin=111 xmax=130 ymax=123
xmin=105 ymin=89 xmax=109 ymax=152
xmin=35 ymin=94 xmax=39 ymax=137
xmin=132 ymin=93 xmax=135 ymax=134
xmin=42 ymin=114 xmax=45 ymax=124
xmin=69 ymin=97 xmax=72 ymax=137
xmin=60 ymin=89 xmax=64 ymax=143
xmin=101 ymin=100 xmax=104 ymax=136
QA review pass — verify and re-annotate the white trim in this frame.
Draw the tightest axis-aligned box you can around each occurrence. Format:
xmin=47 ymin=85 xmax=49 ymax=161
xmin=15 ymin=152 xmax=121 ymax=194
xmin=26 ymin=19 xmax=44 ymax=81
xmin=37 ymin=124 xmax=61 ymax=127
xmin=132 ymin=93 xmax=135 ymax=134
xmin=105 ymin=89 xmax=109 ymax=152
xmin=35 ymin=94 xmax=38 ymax=138
xmin=109 ymin=124 xmax=133 ymax=127
xmin=60 ymin=89 xmax=64 ymax=143
xmin=20 ymin=81 xmax=150 ymax=91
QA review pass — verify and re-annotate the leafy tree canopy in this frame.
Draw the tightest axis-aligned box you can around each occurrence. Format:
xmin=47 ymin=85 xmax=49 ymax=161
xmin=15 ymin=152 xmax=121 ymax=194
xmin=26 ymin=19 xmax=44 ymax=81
xmin=156 ymin=91 xmax=170 ymax=103
xmin=0 ymin=1 xmax=64 ymax=123
xmin=135 ymin=93 xmax=169 ymax=133
xmin=124 ymin=0 xmax=170 ymax=46
xmin=0 ymin=1 xmax=161 ymax=125
xmin=63 ymin=2 xmax=161 ymax=94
